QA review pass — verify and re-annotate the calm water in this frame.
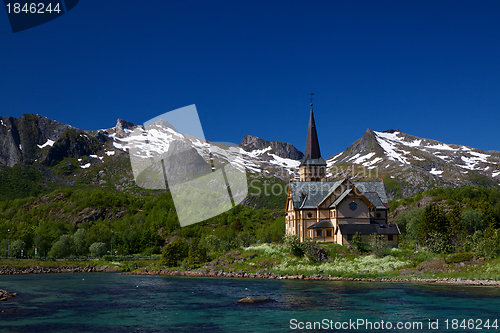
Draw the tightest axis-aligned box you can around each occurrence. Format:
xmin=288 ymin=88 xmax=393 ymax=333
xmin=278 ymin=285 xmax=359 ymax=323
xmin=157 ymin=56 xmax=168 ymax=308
xmin=1 ymin=273 xmax=500 ymax=332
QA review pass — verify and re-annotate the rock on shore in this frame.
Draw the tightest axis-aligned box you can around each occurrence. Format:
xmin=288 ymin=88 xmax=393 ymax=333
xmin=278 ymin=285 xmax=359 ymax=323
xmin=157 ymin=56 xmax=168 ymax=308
xmin=0 ymin=265 xmax=106 ymax=275
xmin=0 ymin=289 xmax=16 ymax=301
xmin=237 ymin=297 xmax=277 ymax=304
xmin=119 ymin=268 xmax=500 ymax=286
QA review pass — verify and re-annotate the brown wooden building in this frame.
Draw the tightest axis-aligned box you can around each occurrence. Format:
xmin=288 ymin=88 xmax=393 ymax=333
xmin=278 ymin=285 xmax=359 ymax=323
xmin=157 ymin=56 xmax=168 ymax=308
xmin=285 ymin=104 xmax=400 ymax=246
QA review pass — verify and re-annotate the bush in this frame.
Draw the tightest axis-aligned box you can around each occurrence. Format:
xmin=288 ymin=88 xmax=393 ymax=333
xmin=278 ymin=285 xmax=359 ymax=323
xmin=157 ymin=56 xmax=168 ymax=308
xmin=283 ymin=234 xmax=303 ymax=257
xmin=353 ymin=232 xmax=369 ymax=253
xmin=301 ymin=238 xmax=329 ymax=262
xmin=462 ymin=230 xmax=500 ymax=259
xmin=89 ymin=242 xmax=107 ymax=257
xmin=445 ymin=252 xmax=474 ymax=264
xmin=425 ymin=231 xmax=452 ymax=254
xmin=369 ymin=234 xmax=388 ymax=258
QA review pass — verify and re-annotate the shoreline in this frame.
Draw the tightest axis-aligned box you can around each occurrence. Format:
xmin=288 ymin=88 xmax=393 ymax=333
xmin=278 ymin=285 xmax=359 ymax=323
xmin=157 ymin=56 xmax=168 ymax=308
xmin=0 ymin=265 xmax=119 ymax=275
xmin=2 ymin=265 xmax=499 ymax=286
xmin=119 ymin=268 xmax=500 ymax=286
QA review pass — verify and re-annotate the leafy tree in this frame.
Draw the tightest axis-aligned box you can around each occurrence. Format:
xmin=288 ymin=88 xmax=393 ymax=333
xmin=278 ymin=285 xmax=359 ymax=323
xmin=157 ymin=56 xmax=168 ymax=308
xmin=89 ymin=242 xmax=107 ymax=257
xmin=72 ymin=228 xmax=87 ymax=255
xmin=187 ymin=238 xmax=206 ymax=266
xmin=460 ymin=209 xmax=485 ymax=235
xmin=32 ymin=235 xmax=47 ymax=257
xmin=201 ymin=234 xmax=220 ymax=254
xmin=418 ymin=204 xmax=448 ymax=242
xmin=85 ymin=221 xmax=111 ymax=249
xmin=0 ymin=239 xmax=8 ymax=257
xmin=394 ymin=207 xmax=424 ymax=242
xmin=49 ymin=234 xmax=74 ymax=258
xmin=10 ymin=239 xmax=26 ymax=258
xmin=161 ymin=238 xmax=188 ymax=267
xmin=237 ymin=231 xmax=253 ymax=248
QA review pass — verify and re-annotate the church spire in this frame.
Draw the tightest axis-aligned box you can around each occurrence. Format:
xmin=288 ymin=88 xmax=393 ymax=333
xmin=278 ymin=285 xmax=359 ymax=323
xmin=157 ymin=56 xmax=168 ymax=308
xmin=304 ymin=100 xmax=321 ymax=160
xmin=299 ymin=95 xmax=326 ymax=181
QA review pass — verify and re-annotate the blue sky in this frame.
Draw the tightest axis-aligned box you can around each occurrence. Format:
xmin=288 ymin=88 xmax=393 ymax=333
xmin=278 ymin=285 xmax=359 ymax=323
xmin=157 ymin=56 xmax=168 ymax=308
xmin=1 ymin=1 xmax=500 ymax=158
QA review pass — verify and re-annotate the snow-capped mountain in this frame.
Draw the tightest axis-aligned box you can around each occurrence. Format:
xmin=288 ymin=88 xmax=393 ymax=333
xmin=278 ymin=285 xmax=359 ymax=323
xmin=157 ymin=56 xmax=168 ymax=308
xmin=0 ymin=114 xmax=499 ymax=199
xmin=326 ymin=129 xmax=500 ymax=197
xmin=106 ymin=119 xmax=302 ymax=181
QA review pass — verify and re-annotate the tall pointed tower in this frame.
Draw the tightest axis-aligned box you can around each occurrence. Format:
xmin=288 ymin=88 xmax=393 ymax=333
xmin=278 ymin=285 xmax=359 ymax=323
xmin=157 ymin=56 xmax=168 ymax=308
xmin=299 ymin=101 xmax=327 ymax=181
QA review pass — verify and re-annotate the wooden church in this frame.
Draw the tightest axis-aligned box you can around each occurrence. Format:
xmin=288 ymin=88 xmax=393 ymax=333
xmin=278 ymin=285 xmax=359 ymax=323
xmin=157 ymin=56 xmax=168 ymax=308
xmin=285 ymin=103 xmax=400 ymax=247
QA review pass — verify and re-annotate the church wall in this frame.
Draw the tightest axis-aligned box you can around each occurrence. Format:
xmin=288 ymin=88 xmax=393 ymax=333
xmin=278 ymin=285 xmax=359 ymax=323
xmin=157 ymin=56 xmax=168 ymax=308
xmin=372 ymin=210 xmax=388 ymax=223
xmin=311 ymin=228 xmax=335 ymax=242
xmin=337 ymin=197 xmax=369 ymax=218
xmin=340 ymin=233 xmax=371 ymax=246
xmin=337 ymin=218 xmax=371 ymax=224
xmin=386 ymin=234 xmax=398 ymax=247
xmin=318 ymin=209 xmax=329 ymax=219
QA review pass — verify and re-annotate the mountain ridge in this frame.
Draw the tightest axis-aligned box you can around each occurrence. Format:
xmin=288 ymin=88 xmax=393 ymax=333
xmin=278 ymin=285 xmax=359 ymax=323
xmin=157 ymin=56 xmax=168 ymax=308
xmin=0 ymin=113 xmax=499 ymax=200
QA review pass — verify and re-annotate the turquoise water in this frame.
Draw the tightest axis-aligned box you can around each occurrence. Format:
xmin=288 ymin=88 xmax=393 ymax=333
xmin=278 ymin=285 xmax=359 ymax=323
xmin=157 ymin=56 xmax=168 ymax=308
xmin=1 ymin=273 xmax=500 ymax=332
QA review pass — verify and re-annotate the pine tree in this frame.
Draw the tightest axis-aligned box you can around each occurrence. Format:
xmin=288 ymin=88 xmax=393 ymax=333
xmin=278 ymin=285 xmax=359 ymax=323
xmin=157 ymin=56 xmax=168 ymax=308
xmin=187 ymin=238 xmax=206 ymax=266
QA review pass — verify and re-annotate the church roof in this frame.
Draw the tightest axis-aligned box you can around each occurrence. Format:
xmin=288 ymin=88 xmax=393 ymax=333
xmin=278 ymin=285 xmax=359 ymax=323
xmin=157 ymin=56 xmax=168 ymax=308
xmin=299 ymin=157 xmax=327 ymax=166
xmin=300 ymin=107 xmax=326 ymax=166
xmin=352 ymin=181 xmax=390 ymax=209
xmin=290 ymin=181 xmax=343 ymax=209
xmin=307 ymin=220 xmax=335 ymax=229
xmin=338 ymin=223 xmax=400 ymax=235
xmin=289 ymin=180 xmax=389 ymax=210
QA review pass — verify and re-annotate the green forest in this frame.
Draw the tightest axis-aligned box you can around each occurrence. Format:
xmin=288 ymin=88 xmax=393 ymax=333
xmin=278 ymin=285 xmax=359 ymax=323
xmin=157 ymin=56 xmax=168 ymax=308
xmin=2 ymin=168 xmax=500 ymax=270
xmin=393 ymin=186 xmax=500 ymax=258
xmin=0 ymin=174 xmax=287 ymax=263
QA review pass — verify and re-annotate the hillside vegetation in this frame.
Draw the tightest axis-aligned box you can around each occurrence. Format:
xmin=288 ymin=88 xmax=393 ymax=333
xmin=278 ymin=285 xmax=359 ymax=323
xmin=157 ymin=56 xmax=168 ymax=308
xmin=391 ymin=185 xmax=500 ymax=257
xmin=0 ymin=173 xmax=286 ymax=260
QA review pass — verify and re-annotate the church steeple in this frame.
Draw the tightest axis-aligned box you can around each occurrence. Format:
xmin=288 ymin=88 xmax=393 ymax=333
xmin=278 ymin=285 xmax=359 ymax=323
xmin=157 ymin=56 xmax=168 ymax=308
xmin=299 ymin=97 xmax=327 ymax=182
xmin=304 ymin=105 xmax=321 ymax=160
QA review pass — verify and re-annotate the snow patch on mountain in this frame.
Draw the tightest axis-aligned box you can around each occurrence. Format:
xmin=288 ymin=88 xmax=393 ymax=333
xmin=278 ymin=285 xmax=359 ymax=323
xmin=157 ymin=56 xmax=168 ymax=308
xmin=350 ymin=152 xmax=376 ymax=164
xmin=107 ymin=120 xmax=301 ymax=179
xmin=373 ymin=131 xmax=410 ymax=164
xmin=37 ymin=139 xmax=55 ymax=149
xmin=430 ymin=168 xmax=444 ymax=175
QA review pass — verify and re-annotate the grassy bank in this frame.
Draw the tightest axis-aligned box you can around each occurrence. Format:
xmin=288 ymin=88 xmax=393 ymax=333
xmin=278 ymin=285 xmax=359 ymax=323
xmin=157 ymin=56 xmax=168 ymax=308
xmin=0 ymin=258 xmax=160 ymax=272
xmin=3 ymin=243 xmax=500 ymax=282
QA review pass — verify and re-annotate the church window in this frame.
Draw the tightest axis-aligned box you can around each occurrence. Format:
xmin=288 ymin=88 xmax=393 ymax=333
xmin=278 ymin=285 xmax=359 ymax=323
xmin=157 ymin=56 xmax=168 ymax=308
xmin=349 ymin=202 xmax=357 ymax=211
xmin=307 ymin=212 xmax=312 ymax=218
xmin=316 ymin=230 xmax=322 ymax=237
xmin=326 ymin=230 xmax=332 ymax=237
xmin=376 ymin=212 xmax=381 ymax=218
